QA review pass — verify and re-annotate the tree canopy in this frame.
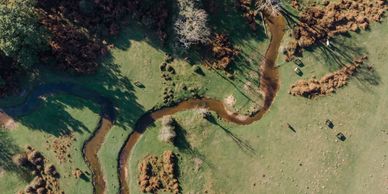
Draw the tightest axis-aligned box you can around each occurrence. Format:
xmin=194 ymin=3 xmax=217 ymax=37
xmin=0 ymin=0 xmax=48 ymax=68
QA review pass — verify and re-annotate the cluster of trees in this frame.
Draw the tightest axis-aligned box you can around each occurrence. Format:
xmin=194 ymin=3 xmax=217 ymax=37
xmin=0 ymin=0 xmax=48 ymax=95
xmin=0 ymin=0 xmax=47 ymax=68
xmin=0 ymin=0 xmax=279 ymax=95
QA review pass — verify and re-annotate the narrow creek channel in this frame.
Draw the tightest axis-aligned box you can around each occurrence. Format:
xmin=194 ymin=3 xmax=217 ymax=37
xmin=0 ymin=83 xmax=116 ymax=194
xmin=0 ymin=10 xmax=285 ymax=194
xmin=118 ymin=12 xmax=286 ymax=194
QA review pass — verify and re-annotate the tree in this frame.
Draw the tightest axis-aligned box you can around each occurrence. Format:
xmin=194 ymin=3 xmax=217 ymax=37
xmin=174 ymin=0 xmax=211 ymax=48
xmin=0 ymin=0 xmax=48 ymax=68
xmin=255 ymin=0 xmax=280 ymax=15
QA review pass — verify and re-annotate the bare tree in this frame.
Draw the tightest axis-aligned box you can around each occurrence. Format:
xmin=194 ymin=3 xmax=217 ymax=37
xmin=255 ymin=0 xmax=281 ymax=15
xmin=174 ymin=0 xmax=211 ymax=48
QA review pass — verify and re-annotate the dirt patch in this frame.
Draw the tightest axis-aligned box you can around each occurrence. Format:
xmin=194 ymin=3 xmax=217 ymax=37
xmin=46 ymin=132 xmax=76 ymax=164
xmin=38 ymin=1 xmax=170 ymax=41
xmin=0 ymin=111 xmax=17 ymax=130
xmin=289 ymin=56 xmax=367 ymax=97
xmin=138 ymin=151 xmax=179 ymax=194
xmin=13 ymin=146 xmax=62 ymax=194
xmin=193 ymin=157 xmax=203 ymax=173
xmin=224 ymin=95 xmax=236 ymax=108
xmin=285 ymin=0 xmax=387 ymax=61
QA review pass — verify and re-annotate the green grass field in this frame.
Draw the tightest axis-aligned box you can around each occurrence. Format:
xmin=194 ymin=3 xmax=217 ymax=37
xmin=0 ymin=1 xmax=387 ymax=194
xmin=0 ymin=95 xmax=99 ymax=194
xmin=0 ymin=1 xmax=270 ymax=193
xmin=129 ymin=14 xmax=388 ymax=194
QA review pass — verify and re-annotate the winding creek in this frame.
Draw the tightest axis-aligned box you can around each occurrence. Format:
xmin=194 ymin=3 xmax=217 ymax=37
xmin=0 ymin=83 xmax=116 ymax=194
xmin=118 ymin=12 xmax=286 ymax=194
xmin=0 ymin=11 xmax=285 ymax=194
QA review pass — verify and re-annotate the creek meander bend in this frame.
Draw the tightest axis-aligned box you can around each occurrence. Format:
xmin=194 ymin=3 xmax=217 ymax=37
xmin=118 ymin=12 xmax=286 ymax=194
xmin=0 ymin=10 xmax=285 ymax=194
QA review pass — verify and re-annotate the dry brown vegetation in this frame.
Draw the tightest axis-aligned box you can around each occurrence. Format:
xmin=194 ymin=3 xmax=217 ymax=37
xmin=237 ymin=0 xmax=258 ymax=31
xmin=39 ymin=9 xmax=106 ymax=74
xmin=46 ymin=133 xmax=76 ymax=164
xmin=285 ymin=0 xmax=387 ymax=61
xmin=289 ymin=56 xmax=367 ymax=98
xmin=290 ymin=0 xmax=300 ymax=10
xmin=138 ymin=151 xmax=179 ymax=194
xmin=12 ymin=146 xmax=62 ymax=194
xmin=206 ymin=34 xmax=240 ymax=70
xmin=36 ymin=0 xmax=170 ymax=74
xmin=37 ymin=0 xmax=170 ymax=40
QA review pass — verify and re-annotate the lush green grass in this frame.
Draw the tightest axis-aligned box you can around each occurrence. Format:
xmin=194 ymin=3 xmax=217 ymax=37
xmin=1 ymin=1 xmax=387 ymax=194
xmin=0 ymin=1 xmax=270 ymax=193
xmin=129 ymin=15 xmax=388 ymax=194
xmin=0 ymin=95 xmax=99 ymax=194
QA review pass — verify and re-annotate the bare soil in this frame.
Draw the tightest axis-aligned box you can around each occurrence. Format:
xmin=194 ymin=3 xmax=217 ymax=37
xmin=0 ymin=112 xmax=17 ymax=130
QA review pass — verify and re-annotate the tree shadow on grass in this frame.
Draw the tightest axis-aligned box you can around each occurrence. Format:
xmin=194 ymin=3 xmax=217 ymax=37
xmin=17 ymin=95 xmax=94 ymax=136
xmin=173 ymin=122 xmax=214 ymax=169
xmin=205 ymin=0 xmax=267 ymax=44
xmin=206 ymin=115 xmax=256 ymax=157
xmin=2 ymin=54 xmax=145 ymax=137
xmin=306 ymin=35 xmax=381 ymax=89
xmin=0 ymin=130 xmax=30 ymax=181
xmin=1 ymin=0 xmax=276 ymax=137
xmin=74 ymin=60 xmax=145 ymax=131
xmin=279 ymin=5 xmax=300 ymax=30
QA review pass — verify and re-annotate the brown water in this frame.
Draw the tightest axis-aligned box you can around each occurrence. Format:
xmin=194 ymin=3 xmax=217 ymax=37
xmin=83 ymin=118 xmax=113 ymax=194
xmin=0 ymin=82 xmax=116 ymax=194
xmin=118 ymin=12 xmax=286 ymax=194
